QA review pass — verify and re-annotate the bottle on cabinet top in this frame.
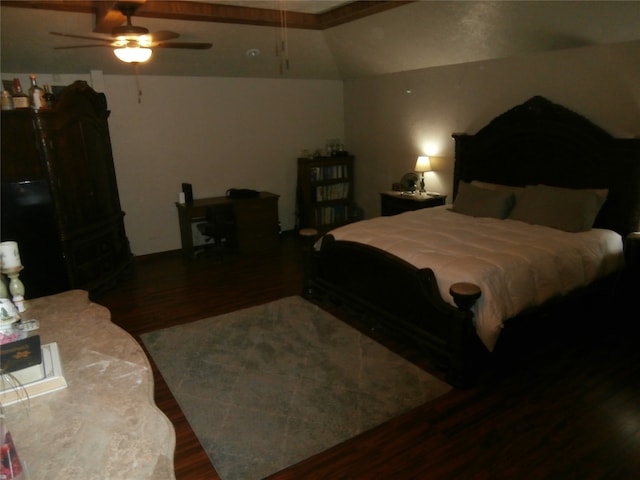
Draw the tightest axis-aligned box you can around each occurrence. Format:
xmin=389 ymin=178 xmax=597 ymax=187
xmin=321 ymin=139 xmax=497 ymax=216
xmin=11 ymin=78 xmax=30 ymax=109
xmin=1 ymin=90 xmax=14 ymax=110
xmin=28 ymin=74 xmax=48 ymax=110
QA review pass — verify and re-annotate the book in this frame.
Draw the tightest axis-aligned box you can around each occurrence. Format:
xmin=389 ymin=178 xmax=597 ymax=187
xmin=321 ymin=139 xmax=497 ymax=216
xmin=0 ymin=342 xmax=67 ymax=406
xmin=0 ymin=335 xmax=42 ymax=373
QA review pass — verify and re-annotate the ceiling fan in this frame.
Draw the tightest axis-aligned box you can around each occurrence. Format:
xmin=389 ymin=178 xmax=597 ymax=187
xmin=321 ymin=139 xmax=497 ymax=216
xmin=50 ymin=1 xmax=212 ymax=63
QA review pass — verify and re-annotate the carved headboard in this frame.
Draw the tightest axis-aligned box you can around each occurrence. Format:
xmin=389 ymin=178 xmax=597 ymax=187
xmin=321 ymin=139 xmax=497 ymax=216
xmin=452 ymin=96 xmax=640 ymax=236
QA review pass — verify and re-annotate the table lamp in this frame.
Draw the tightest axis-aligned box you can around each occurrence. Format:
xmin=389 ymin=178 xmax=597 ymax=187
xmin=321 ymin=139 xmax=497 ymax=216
xmin=415 ymin=156 xmax=431 ymax=193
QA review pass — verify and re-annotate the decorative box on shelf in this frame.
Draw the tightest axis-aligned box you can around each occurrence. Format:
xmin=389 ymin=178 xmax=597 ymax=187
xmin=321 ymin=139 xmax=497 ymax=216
xmin=0 ymin=340 xmax=67 ymax=406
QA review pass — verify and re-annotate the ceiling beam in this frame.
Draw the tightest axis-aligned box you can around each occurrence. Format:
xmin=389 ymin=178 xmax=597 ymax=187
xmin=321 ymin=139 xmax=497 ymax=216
xmin=1 ymin=0 xmax=413 ymax=31
xmin=319 ymin=1 xmax=413 ymax=29
xmin=132 ymin=0 xmax=324 ymax=29
xmin=1 ymin=1 xmax=96 ymax=14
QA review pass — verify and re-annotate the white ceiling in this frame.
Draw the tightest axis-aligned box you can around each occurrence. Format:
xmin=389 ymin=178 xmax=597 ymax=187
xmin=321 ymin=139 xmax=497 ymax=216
xmin=2 ymin=1 xmax=640 ymax=80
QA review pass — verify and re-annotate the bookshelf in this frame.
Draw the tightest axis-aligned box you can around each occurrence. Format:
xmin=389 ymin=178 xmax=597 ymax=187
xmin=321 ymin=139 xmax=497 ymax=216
xmin=297 ymin=155 xmax=355 ymax=231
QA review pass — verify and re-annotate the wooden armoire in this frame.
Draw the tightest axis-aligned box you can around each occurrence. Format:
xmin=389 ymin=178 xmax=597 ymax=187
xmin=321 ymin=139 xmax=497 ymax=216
xmin=1 ymin=80 xmax=132 ymax=299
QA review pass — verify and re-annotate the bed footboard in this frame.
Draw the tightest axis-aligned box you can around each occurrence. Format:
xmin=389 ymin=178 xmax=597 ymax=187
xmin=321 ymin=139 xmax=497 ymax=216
xmin=306 ymin=234 xmax=484 ymax=387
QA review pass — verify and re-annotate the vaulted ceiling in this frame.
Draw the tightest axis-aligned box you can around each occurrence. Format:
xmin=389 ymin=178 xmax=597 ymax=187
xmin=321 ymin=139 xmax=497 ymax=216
xmin=2 ymin=1 xmax=639 ymax=79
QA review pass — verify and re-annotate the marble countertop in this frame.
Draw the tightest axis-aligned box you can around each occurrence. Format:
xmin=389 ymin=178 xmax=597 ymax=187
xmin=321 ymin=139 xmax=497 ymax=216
xmin=2 ymin=289 xmax=176 ymax=479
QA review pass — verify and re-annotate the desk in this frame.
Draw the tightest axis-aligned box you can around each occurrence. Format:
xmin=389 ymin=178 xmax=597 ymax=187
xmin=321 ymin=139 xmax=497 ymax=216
xmin=5 ymin=290 xmax=175 ymax=479
xmin=175 ymin=191 xmax=280 ymax=258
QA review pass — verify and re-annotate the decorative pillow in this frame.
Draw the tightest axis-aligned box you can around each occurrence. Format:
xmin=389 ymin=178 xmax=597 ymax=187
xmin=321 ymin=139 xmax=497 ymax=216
xmin=508 ymin=184 xmax=608 ymax=232
xmin=452 ymin=181 xmax=516 ymax=219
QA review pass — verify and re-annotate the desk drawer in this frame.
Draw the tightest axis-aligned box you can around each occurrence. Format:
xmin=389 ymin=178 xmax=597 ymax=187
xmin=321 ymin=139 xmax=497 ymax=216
xmin=235 ymin=197 xmax=279 ymax=253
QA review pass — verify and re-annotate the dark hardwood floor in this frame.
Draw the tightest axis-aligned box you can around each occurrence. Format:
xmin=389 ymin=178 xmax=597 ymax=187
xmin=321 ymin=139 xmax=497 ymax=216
xmin=97 ymin=232 xmax=640 ymax=479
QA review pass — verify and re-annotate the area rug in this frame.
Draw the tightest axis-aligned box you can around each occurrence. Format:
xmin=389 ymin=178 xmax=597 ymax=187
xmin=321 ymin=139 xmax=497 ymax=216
xmin=141 ymin=296 xmax=451 ymax=480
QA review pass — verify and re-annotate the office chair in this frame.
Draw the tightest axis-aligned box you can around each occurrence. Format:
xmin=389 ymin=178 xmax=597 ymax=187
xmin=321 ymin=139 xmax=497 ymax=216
xmin=196 ymin=204 xmax=237 ymax=255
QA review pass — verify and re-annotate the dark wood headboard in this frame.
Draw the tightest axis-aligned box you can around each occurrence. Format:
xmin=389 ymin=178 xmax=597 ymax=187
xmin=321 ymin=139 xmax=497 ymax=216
xmin=452 ymin=96 xmax=640 ymax=237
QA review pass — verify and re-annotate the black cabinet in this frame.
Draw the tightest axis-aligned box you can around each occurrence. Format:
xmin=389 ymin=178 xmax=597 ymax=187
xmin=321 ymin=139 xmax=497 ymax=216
xmin=1 ymin=81 xmax=132 ymax=299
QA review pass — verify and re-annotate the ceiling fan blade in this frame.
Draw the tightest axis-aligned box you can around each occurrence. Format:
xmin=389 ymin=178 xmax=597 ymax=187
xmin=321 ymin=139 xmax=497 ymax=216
xmin=154 ymin=42 xmax=213 ymax=50
xmin=50 ymin=31 xmax=113 ymax=43
xmin=150 ymin=30 xmax=180 ymax=42
xmin=54 ymin=45 xmax=113 ymax=50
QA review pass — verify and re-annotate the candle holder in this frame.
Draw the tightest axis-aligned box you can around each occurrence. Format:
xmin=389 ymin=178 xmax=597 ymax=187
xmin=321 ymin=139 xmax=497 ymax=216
xmin=0 ymin=274 xmax=8 ymax=299
xmin=1 ymin=266 xmax=26 ymax=313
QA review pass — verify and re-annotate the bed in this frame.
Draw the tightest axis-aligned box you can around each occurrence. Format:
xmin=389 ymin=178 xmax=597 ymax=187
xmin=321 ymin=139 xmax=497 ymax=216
xmin=306 ymin=96 xmax=640 ymax=387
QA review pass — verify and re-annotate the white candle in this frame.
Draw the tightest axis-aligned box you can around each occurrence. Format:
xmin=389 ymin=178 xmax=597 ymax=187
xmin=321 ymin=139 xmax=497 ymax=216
xmin=0 ymin=241 xmax=22 ymax=269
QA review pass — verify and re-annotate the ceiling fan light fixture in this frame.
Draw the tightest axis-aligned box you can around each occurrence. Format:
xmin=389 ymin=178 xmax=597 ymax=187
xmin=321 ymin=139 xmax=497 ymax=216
xmin=114 ymin=46 xmax=152 ymax=63
xmin=114 ymin=35 xmax=153 ymax=48
xmin=139 ymin=35 xmax=153 ymax=47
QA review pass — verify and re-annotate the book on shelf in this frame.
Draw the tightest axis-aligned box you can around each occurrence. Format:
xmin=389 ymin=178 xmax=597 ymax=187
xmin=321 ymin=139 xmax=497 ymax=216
xmin=314 ymin=205 xmax=350 ymax=226
xmin=309 ymin=164 xmax=349 ymax=182
xmin=315 ymin=182 xmax=350 ymax=201
xmin=0 ymin=342 xmax=67 ymax=406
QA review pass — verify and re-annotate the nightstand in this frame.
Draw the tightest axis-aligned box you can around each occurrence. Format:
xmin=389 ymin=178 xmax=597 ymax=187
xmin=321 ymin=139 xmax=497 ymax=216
xmin=380 ymin=191 xmax=447 ymax=216
xmin=618 ymin=232 xmax=640 ymax=317
xmin=624 ymin=232 xmax=640 ymax=277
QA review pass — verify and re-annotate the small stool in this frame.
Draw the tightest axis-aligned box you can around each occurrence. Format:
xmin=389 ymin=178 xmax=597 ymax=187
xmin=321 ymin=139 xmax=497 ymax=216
xmin=299 ymin=228 xmax=319 ymax=241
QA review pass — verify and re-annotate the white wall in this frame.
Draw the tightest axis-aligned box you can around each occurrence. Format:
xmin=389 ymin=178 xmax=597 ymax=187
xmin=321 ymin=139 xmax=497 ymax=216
xmin=345 ymin=40 xmax=640 ymax=219
xmin=6 ymin=73 xmax=344 ymax=256
xmin=103 ymin=76 xmax=344 ymax=255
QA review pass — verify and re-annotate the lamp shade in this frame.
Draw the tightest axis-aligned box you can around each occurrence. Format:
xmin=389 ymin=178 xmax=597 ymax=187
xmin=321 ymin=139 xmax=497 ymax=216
xmin=415 ymin=156 xmax=431 ymax=172
xmin=0 ymin=241 xmax=21 ymax=269
xmin=114 ymin=47 xmax=152 ymax=63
